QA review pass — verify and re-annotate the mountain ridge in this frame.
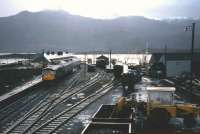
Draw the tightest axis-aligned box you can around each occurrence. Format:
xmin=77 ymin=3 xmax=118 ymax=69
xmin=0 ymin=10 xmax=199 ymax=53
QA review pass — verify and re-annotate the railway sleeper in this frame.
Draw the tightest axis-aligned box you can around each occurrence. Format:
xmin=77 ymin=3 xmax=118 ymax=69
xmin=27 ymin=117 xmax=37 ymax=121
xmin=61 ymin=115 xmax=72 ymax=119
xmin=10 ymin=129 xmax=24 ymax=133
xmin=55 ymin=118 xmax=68 ymax=123
xmin=40 ymin=126 xmax=56 ymax=131
xmin=48 ymin=122 xmax=60 ymax=126
xmin=14 ymin=125 xmax=27 ymax=130
xmin=14 ymin=126 xmax=28 ymax=130
xmin=51 ymin=120 xmax=62 ymax=124
xmin=24 ymin=120 xmax=35 ymax=124
xmin=9 ymin=131 xmax=22 ymax=134
xmin=36 ymin=130 xmax=51 ymax=133
xmin=59 ymin=116 xmax=70 ymax=119
xmin=55 ymin=117 xmax=66 ymax=121
xmin=39 ymin=127 xmax=53 ymax=131
xmin=31 ymin=115 xmax=40 ymax=118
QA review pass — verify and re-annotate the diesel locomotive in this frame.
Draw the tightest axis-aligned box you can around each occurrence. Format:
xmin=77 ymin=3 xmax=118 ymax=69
xmin=42 ymin=57 xmax=80 ymax=81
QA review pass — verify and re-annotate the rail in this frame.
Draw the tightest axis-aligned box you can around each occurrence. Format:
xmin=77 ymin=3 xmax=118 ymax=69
xmin=4 ymin=72 xmax=110 ymax=134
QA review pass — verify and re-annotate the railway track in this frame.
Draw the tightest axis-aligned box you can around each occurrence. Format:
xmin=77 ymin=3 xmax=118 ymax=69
xmin=0 ymin=70 xmax=86 ymax=132
xmin=0 ymin=93 xmax=41 ymax=121
xmin=0 ymin=92 xmax=47 ymax=127
xmin=3 ymin=71 xmax=112 ymax=134
xmin=34 ymin=82 xmax=115 ymax=134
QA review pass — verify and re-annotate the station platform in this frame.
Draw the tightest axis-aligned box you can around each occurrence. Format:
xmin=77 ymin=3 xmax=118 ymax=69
xmin=0 ymin=75 xmax=42 ymax=103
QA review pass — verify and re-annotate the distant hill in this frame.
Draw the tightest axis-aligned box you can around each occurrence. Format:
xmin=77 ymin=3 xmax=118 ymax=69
xmin=0 ymin=10 xmax=199 ymax=53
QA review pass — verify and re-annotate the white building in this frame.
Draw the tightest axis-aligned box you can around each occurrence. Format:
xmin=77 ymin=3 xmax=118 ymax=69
xmin=75 ymin=53 xmax=152 ymax=65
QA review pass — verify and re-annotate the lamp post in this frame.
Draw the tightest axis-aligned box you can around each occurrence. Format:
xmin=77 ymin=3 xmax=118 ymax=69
xmin=185 ymin=22 xmax=195 ymax=101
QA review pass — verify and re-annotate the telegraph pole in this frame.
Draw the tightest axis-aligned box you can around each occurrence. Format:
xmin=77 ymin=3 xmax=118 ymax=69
xmin=164 ymin=45 xmax=167 ymax=77
xmin=80 ymin=52 xmax=87 ymax=81
xmin=190 ymin=23 xmax=195 ymax=88
xmin=185 ymin=22 xmax=195 ymax=101
xmin=109 ymin=49 xmax=111 ymax=69
xmin=190 ymin=23 xmax=195 ymax=101
xmin=164 ymin=45 xmax=167 ymax=66
xmin=84 ymin=52 xmax=87 ymax=80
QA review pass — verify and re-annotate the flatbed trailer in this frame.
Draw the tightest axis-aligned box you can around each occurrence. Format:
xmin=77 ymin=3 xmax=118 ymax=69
xmin=81 ymin=104 xmax=133 ymax=134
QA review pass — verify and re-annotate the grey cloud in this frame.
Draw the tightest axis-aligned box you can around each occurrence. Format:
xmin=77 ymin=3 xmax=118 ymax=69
xmin=149 ymin=0 xmax=200 ymax=18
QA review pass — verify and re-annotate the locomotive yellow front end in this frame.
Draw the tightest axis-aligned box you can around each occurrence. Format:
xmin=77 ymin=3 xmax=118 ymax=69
xmin=42 ymin=69 xmax=55 ymax=81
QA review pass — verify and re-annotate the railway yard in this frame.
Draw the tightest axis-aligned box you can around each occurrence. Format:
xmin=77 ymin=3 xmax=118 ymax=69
xmin=1 ymin=53 xmax=200 ymax=134
xmin=0 ymin=66 xmax=122 ymax=134
xmin=0 ymin=1 xmax=200 ymax=133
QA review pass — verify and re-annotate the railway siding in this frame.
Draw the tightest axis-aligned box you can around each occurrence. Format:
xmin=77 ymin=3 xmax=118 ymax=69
xmin=3 ymin=71 xmax=114 ymax=134
xmin=33 ymin=82 xmax=115 ymax=134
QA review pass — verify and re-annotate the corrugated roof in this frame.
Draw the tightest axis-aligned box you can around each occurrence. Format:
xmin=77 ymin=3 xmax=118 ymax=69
xmin=96 ymin=55 xmax=108 ymax=60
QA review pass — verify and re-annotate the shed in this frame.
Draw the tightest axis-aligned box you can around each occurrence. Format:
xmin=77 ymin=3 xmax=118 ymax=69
xmin=96 ymin=55 xmax=109 ymax=61
xmin=96 ymin=55 xmax=109 ymax=69
xmin=150 ymin=53 xmax=200 ymax=77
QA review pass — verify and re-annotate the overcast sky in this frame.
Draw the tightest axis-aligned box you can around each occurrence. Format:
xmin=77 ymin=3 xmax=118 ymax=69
xmin=0 ymin=0 xmax=199 ymax=19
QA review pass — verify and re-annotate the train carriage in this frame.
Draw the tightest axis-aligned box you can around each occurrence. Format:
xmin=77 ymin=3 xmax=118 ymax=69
xmin=42 ymin=57 xmax=80 ymax=81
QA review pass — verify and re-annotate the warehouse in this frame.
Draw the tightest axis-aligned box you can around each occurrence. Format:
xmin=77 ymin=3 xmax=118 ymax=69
xmin=150 ymin=53 xmax=200 ymax=77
